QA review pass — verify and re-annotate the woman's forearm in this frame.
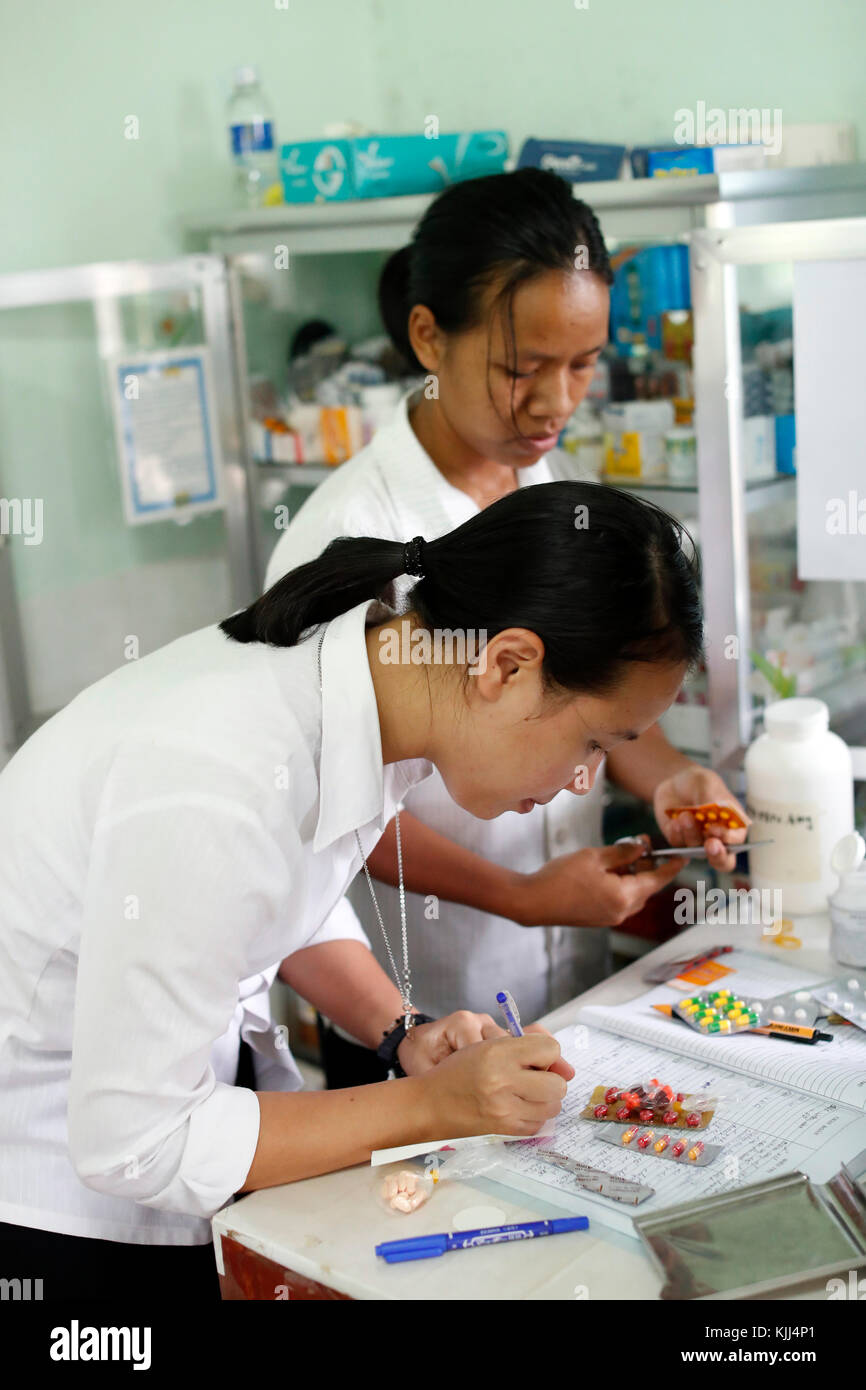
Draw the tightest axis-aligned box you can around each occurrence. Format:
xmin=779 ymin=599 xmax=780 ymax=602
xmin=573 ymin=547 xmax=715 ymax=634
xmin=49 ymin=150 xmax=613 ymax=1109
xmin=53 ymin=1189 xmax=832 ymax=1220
xmin=242 ymin=1077 xmax=435 ymax=1189
xmin=365 ymin=810 xmax=523 ymax=919
xmin=278 ymin=940 xmax=407 ymax=1047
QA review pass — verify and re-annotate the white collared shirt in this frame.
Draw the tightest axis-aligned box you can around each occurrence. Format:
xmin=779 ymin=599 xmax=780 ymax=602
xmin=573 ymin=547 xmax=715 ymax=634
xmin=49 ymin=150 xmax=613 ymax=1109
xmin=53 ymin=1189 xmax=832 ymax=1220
xmin=0 ymin=601 xmax=430 ymax=1245
xmin=265 ymin=393 xmax=609 ymax=1023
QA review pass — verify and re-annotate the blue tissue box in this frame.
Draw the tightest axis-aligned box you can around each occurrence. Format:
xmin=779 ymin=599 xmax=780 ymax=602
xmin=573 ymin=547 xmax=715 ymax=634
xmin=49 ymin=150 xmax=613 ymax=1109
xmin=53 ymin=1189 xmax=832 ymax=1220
xmin=280 ymin=140 xmax=356 ymax=202
xmin=280 ymin=131 xmax=508 ymax=203
xmin=517 ymin=138 xmax=627 ymax=183
xmin=352 ymin=131 xmax=508 ymax=198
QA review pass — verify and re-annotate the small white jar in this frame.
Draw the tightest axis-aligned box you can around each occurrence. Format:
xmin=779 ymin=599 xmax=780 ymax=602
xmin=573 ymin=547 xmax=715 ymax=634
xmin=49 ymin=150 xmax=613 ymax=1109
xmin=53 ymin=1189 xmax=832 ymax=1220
xmin=829 ymin=832 xmax=866 ymax=967
xmin=745 ymin=698 xmax=854 ymax=917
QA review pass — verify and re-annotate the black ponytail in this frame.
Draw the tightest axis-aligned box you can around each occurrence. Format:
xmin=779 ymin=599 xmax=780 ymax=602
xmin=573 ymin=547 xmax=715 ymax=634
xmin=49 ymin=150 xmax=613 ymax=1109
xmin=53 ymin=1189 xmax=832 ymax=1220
xmin=220 ymin=482 xmax=703 ymax=694
xmin=378 ymin=167 xmax=613 ymax=371
xmin=219 ymin=537 xmax=406 ymax=646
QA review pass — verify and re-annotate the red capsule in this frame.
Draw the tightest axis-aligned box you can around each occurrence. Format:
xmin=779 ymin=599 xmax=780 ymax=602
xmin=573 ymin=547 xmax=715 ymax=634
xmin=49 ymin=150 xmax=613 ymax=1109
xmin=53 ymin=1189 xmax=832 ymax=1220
xmin=604 ymin=1087 xmax=620 ymax=1104
xmin=639 ymin=1109 xmax=654 ymax=1123
xmin=685 ymin=1112 xmax=702 ymax=1128
xmin=615 ymin=1105 xmax=631 ymax=1121
xmin=675 ymin=1092 xmax=685 ymax=1103
xmin=593 ymin=1103 xmax=609 ymax=1119
xmin=637 ymin=1129 xmax=655 ymax=1149
xmin=662 ymin=1109 xmax=678 ymax=1126
xmin=658 ymin=1084 xmax=673 ymax=1101
xmin=672 ymin=1139 xmax=687 ymax=1157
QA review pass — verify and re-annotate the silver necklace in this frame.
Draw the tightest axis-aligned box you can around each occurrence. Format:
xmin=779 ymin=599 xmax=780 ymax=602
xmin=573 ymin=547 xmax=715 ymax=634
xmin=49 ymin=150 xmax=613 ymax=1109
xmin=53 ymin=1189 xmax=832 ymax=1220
xmin=316 ymin=625 xmax=413 ymax=1021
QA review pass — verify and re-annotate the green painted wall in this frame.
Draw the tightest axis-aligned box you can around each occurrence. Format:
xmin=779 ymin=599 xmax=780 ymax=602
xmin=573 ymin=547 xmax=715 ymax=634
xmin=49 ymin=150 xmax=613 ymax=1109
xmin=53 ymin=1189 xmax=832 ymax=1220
xmin=2 ymin=0 xmax=863 ymax=273
xmin=0 ymin=0 xmax=863 ymax=613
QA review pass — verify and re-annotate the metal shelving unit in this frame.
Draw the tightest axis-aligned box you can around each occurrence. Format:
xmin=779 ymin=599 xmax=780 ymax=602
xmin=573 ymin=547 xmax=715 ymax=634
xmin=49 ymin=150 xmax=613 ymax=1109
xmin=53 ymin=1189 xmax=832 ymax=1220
xmin=180 ymin=164 xmax=866 ymax=774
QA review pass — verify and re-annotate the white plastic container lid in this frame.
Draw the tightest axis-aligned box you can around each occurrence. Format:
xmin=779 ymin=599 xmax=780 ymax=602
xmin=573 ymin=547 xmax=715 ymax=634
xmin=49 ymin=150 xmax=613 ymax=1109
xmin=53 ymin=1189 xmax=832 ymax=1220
xmin=764 ymin=697 xmax=830 ymax=742
xmin=831 ymin=831 xmax=866 ymax=877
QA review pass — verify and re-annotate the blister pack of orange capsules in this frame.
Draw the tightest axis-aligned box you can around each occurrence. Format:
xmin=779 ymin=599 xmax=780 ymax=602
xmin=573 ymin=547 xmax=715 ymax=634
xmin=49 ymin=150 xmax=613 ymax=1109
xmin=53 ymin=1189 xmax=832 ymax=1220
xmin=665 ymin=802 xmax=747 ymax=830
xmin=580 ymin=1080 xmax=715 ymax=1131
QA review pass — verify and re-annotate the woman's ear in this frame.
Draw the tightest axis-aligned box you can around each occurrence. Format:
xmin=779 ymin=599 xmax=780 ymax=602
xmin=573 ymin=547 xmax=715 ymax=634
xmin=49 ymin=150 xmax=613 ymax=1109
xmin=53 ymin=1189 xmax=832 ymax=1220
xmin=470 ymin=628 xmax=545 ymax=704
xmin=407 ymin=304 xmax=443 ymax=374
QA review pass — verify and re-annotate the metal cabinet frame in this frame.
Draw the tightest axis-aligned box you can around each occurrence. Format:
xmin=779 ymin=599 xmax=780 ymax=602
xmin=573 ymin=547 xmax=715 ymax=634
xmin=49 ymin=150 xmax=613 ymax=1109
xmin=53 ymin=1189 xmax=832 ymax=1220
xmin=691 ymin=215 xmax=866 ymax=778
xmin=0 ymin=255 xmax=257 ymax=753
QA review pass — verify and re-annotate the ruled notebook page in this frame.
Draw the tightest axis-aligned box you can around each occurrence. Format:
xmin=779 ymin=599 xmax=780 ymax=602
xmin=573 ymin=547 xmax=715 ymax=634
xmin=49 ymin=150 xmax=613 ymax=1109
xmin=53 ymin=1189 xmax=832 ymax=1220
xmin=490 ymin=1026 xmax=866 ymax=1238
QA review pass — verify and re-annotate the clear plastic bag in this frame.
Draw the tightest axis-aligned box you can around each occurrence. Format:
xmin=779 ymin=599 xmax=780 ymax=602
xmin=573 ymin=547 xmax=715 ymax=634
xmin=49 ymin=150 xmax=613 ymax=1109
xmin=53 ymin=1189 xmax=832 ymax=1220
xmin=377 ymin=1144 xmax=510 ymax=1215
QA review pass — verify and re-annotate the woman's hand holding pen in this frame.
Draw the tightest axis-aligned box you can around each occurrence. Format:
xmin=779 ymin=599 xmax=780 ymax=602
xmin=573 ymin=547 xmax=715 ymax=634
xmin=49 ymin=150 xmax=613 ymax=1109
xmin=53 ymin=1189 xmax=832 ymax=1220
xmin=398 ymin=1012 xmax=574 ymax=1083
xmin=418 ymin=1033 xmax=571 ymax=1139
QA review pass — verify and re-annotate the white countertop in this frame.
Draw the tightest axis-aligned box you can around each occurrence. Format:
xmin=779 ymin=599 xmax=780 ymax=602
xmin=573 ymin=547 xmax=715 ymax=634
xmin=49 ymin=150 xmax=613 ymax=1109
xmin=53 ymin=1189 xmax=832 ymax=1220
xmin=213 ymin=914 xmax=838 ymax=1300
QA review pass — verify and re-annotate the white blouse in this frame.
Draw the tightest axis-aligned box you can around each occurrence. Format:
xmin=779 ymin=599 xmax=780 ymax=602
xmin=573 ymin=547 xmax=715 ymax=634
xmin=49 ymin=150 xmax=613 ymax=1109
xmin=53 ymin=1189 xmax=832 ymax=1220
xmin=265 ymin=392 xmax=609 ymax=1024
xmin=0 ymin=601 xmax=430 ymax=1245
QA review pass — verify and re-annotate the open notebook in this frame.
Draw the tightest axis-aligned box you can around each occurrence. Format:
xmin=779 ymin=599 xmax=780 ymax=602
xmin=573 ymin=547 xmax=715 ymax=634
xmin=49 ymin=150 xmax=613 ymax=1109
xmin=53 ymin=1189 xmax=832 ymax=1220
xmin=487 ymin=951 xmax=866 ymax=1238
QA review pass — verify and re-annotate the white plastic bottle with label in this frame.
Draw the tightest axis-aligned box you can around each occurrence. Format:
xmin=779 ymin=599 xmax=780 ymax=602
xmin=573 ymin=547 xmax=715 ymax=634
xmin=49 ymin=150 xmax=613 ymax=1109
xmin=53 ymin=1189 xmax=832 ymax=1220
xmin=829 ymin=832 xmax=866 ymax=966
xmin=745 ymin=698 xmax=853 ymax=916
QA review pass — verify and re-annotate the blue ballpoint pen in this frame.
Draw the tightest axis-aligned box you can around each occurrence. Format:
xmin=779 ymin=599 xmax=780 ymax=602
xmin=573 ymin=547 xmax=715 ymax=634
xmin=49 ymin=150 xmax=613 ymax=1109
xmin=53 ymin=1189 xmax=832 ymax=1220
xmin=375 ymin=1216 xmax=589 ymax=1263
xmin=496 ymin=988 xmax=524 ymax=1037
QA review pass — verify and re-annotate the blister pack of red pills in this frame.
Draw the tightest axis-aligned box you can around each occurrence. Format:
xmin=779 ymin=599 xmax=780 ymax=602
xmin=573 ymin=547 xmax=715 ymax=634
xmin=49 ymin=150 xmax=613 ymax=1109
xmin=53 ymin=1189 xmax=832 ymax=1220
xmin=597 ymin=1125 xmax=722 ymax=1166
xmin=580 ymin=1079 xmax=715 ymax=1130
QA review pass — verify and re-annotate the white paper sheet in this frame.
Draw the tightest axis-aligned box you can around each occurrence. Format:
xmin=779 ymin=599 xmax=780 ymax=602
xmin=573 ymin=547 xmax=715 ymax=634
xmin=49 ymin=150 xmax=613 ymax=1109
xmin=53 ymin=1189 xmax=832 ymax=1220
xmin=371 ymin=1117 xmax=556 ymax=1167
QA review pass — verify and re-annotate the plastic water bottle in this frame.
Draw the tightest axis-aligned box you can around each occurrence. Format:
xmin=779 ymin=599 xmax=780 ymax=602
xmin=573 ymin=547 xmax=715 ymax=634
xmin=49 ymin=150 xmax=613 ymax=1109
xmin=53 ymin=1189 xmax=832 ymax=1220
xmin=227 ymin=65 xmax=279 ymax=208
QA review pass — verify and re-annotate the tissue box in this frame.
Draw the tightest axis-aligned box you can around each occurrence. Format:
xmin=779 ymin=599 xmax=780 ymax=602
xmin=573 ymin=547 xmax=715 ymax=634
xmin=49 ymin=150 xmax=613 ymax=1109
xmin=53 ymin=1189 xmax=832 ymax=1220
xmin=280 ymin=131 xmax=508 ymax=203
xmin=766 ymin=121 xmax=856 ymax=169
xmin=647 ymin=145 xmax=769 ymax=177
xmin=352 ymin=132 xmax=508 ymax=198
xmin=517 ymin=138 xmax=627 ymax=183
xmin=280 ymin=140 xmax=356 ymax=202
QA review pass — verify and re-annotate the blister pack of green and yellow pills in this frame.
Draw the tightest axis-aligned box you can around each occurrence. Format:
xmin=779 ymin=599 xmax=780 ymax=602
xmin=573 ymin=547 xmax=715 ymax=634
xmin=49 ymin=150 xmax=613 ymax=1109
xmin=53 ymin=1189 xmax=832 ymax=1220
xmin=673 ymin=988 xmax=762 ymax=1036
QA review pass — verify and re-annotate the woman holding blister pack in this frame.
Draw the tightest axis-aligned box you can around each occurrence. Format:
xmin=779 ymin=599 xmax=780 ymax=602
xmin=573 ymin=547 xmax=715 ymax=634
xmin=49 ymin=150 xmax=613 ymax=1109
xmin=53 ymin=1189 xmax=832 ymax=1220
xmin=265 ymin=168 xmax=749 ymax=1086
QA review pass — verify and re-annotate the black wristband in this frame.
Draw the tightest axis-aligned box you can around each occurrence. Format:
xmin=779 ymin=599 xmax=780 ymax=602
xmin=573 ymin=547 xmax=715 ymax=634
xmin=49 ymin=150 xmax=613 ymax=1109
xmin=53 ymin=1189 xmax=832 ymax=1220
xmin=376 ymin=1014 xmax=436 ymax=1077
